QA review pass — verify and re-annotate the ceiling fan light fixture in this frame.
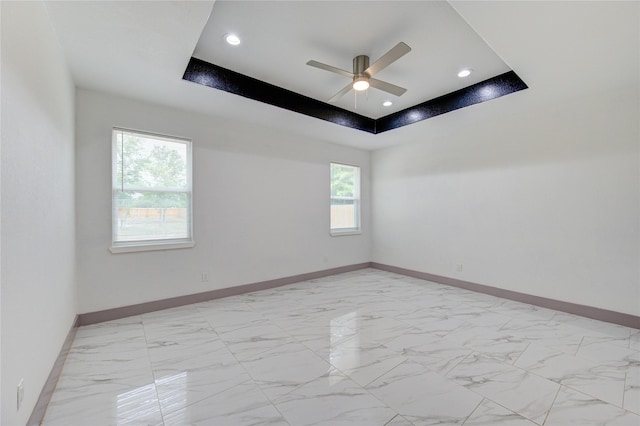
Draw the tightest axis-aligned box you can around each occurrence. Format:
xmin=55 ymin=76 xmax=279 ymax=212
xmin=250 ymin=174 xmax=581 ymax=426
xmin=307 ymin=42 xmax=410 ymax=102
xmin=225 ymin=33 xmax=241 ymax=46
xmin=353 ymin=77 xmax=370 ymax=91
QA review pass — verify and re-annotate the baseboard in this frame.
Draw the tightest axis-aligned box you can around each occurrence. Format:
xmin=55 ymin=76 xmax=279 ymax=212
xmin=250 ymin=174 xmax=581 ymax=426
xmin=371 ymin=262 xmax=640 ymax=330
xmin=78 ymin=260 xmax=639 ymax=328
xmin=27 ymin=315 xmax=79 ymax=426
xmin=78 ymin=262 xmax=372 ymax=326
xmin=31 ymin=262 xmax=638 ymax=424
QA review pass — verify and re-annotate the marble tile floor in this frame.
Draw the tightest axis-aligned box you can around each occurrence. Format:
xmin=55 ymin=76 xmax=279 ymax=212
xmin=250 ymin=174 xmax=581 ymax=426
xmin=42 ymin=269 xmax=640 ymax=425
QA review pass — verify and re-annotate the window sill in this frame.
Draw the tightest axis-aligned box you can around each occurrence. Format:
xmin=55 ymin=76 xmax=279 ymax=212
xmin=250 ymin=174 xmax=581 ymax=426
xmin=330 ymin=229 xmax=362 ymax=237
xmin=110 ymin=240 xmax=195 ymax=254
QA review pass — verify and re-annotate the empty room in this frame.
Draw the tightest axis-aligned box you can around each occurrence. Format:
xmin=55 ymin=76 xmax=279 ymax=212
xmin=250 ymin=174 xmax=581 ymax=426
xmin=1 ymin=1 xmax=639 ymax=425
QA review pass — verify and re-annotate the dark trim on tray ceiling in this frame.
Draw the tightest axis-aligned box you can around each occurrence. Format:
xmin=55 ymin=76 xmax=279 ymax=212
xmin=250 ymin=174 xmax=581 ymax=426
xmin=183 ymin=57 xmax=376 ymax=133
xmin=376 ymin=71 xmax=527 ymax=133
xmin=183 ymin=57 xmax=528 ymax=134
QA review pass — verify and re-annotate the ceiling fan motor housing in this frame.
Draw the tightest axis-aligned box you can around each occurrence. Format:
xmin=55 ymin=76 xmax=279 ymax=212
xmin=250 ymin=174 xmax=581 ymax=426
xmin=353 ymin=55 xmax=370 ymax=78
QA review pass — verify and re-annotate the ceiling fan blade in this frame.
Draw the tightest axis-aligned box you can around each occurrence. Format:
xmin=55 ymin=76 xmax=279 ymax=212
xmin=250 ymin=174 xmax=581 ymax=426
xmin=364 ymin=42 xmax=411 ymax=77
xmin=369 ymin=78 xmax=407 ymax=97
xmin=328 ymin=82 xmax=354 ymax=103
xmin=306 ymin=60 xmax=354 ymax=79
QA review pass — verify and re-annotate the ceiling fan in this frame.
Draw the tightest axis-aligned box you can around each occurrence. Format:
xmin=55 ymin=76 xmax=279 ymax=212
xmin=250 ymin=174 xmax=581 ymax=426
xmin=306 ymin=42 xmax=411 ymax=103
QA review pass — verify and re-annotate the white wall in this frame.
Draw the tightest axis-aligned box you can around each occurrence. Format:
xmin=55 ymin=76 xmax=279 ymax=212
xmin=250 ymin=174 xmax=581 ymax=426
xmin=1 ymin=2 xmax=77 ymax=424
xmin=372 ymin=82 xmax=639 ymax=316
xmin=76 ymin=89 xmax=371 ymax=313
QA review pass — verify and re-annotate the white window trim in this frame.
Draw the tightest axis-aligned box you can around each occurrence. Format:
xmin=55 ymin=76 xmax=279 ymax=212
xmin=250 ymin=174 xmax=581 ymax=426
xmin=110 ymin=240 xmax=195 ymax=254
xmin=330 ymin=162 xmax=361 ymax=236
xmin=330 ymin=228 xmax=362 ymax=237
xmin=111 ymin=127 xmax=194 ymax=253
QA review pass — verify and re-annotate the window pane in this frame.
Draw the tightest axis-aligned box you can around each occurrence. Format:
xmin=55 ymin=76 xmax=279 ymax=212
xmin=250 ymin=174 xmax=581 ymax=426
xmin=113 ymin=128 xmax=192 ymax=247
xmin=330 ymin=199 xmax=357 ymax=229
xmin=115 ymin=133 xmax=187 ymax=190
xmin=115 ymin=191 xmax=189 ymax=241
xmin=331 ymin=164 xmax=356 ymax=198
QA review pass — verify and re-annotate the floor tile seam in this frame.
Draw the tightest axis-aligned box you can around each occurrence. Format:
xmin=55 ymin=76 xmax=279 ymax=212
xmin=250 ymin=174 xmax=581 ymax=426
xmin=456 ymin=380 xmax=548 ymax=426
xmin=155 ymin=311 xmax=292 ymax=422
xmin=464 ymin=397 xmax=539 ymax=426
xmin=623 ymin=370 xmax=636 ymax=401
xmin=512 ymin=354 xmax=632 ymax=408
xmin=537 ymin=385 xmax=570 ymax=426
xmin=294 ymin=327 xmax=361 ymax=357
xmin=558 ymin=380 xmax=625 ymax=410
xmin=205 ymin=336 xmax=294 ymax=363
xmin=459 ymin=397 xmax=486 ymax=426
xmin=560 ymin=385 xmax=640 ymax=419
xmin=509 ymin=341 xmax=532 ymax=366
xmin=446 ymin=349 xmax=557 ymax=388
xmin=437 ymin=348 xmax=476 ymax=376
xmin=247 ymin=368 xmax=333 ymax=417
xmin=156 ymin=376 xmax=257 ymax=420
xmin=329 ymin=351 xmax=408 ymax=389
xmin=142 ymin=308 xmax=228 ymax=418
xmin=205 ymin=313 xmax=296 ymax=421
xmin=622 ymin=387 xmax=640 ymax=417
xmin=143 ymin=328 xmax=221 ymax=347
xmin=251 ymin=367 xmax=331 ymax=403
xmin=194 ymin=303 xmax=258 ymax=319
xmin=456 ymin=354 xmax=631 ymax=425
xmin=572 ymin=344 xmax=640 ymax=372
xmin=140 ymin=315 xmax=167 ymax=425
xmin=208 ymin=319 xmax=273 ymax=336
xmin=243 ymin=306 xmax=343 ymax=350
xmin=332 ymin=364 xmax=403 ymax=424
xmin=577 ymin=334 xmax=635 ymax=351
xmin=512 ymin=347 xmax=626 ymax=395
xmin=496 ymin=316 xmax=541 ymax=333
xmin=227 ymin=351 xmax=296 ymax=426
xmin=141 ymin=317 xmax=219 ymax=343
xmin=265 ymin=397 xmax=292 ymax=426
xmin=511 ymin=350 xmax=599 ymax=381
xmin=198 ymin=306 xmax=263 ymax=344
xmin=234 ymin=330 xmax=335 ymax=392
xmin=209 ymin=316 xmax=284 ymax=339
xmin=383 ymin=414 xmax=407 ymax=425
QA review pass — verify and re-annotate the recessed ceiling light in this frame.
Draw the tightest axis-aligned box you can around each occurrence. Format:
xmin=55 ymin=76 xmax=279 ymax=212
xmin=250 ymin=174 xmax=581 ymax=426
xmin=225 ymin=34 xmax=241 ymax=46
xmin=458 ymin=69 xmax=472 ymax=78
xmin=383 ymin=101 xmax=393 ymax=107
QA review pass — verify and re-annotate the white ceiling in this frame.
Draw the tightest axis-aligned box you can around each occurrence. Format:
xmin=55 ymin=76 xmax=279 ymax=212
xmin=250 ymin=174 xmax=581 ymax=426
xmin=194 ymin=1 xmax=510 ymax=119
xmin=45 ymin=1 xmax=639 ymax=151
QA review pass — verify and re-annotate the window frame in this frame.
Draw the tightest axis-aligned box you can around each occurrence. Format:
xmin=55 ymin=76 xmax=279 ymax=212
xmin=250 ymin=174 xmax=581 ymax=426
xmin=330 ymin=162 xmax=362 ymax=236
xmin=110 ymin=127 xmax=195 ymax=253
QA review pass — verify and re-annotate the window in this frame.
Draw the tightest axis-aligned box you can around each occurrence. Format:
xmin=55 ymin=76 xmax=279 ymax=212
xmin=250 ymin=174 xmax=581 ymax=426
xmin=111 ymin=128 xmax=193 ymax=253
xmin=330 ymin=163 xmax=361 ymax=235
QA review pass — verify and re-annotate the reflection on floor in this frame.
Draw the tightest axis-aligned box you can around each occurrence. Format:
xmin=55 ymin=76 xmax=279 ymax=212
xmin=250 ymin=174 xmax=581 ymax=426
xmin=43 ymin=268 xmax=640 ymax=425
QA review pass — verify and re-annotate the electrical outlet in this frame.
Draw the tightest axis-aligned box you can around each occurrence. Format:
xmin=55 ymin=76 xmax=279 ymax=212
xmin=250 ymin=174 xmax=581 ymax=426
xmin=201 ymin=271 xmax=209 ymax=282
xmin=456 ymin=264 xmax=464 ymax=272
xmin=17 ymin=379 xmax=24 ymax=410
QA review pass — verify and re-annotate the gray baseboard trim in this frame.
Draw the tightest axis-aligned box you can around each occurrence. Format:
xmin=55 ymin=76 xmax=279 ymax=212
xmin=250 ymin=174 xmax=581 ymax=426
xmin=29 ymin=262 xmax=638 ymax=424
xmin=27 ymin=315 xmax=80 ymax=426
xmin=371 ymin=262 xmax=640 ymax=329
xmin=78 ymin=263 xmax=372 ymax=326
